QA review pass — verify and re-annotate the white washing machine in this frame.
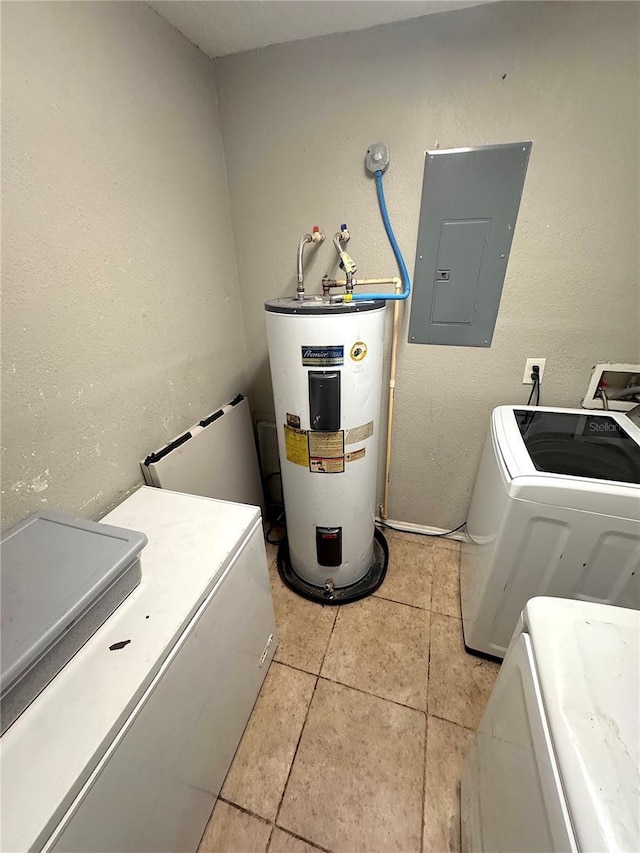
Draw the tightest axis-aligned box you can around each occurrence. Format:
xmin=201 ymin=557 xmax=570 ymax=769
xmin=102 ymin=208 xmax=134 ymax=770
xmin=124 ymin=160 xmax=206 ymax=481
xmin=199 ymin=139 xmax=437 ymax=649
xmin=460 ymin=406 xmax=640 ymax=658
xmin=461 ymin=597 xmax=639 ymax=853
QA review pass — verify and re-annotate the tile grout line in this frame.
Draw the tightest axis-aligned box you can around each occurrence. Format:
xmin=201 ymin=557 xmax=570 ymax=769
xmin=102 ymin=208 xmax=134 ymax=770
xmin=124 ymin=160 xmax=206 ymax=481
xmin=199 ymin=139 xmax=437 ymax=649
xmin=269 ymin=600 xmax=339 ymax=839
xmin=272 ymin=672 xmax=320 ymax=830
xmin=316 ymin=673 xmax=428 ymax=717
xmin=428 ymin=711 xmax=478 ymax=734
xmin=318 ymin=592 xmax=432 ymax=714
xmin=422 ymin=598 xmax=435 ymax=853
xmin=266 ymin=821 xmax=275 ymax=853
xmin=274 ymin=825 xmax=333 ymax=853
xmin=278 ymin=648 xmax=430 ymax=716
xmin=420 ymin=712 xmax=429 ymax=853
xmin=372 ymin=590 xmax=431 ymax=612
xmin=217 ymin=796 xmax=273 ymax=826
xmin=318 ymin=601 xmax=340 ymax=673
xmin=217 ymin=797 xmax=331 ymax=853
xmin=272 ymin=658 xmax=323 ymax=679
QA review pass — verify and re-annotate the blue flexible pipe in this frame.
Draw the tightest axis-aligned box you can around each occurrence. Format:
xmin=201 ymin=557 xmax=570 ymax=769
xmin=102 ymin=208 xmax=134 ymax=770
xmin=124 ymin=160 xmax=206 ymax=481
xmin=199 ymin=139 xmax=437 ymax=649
xmin=349 ymin=170 xmax=411 ymax=302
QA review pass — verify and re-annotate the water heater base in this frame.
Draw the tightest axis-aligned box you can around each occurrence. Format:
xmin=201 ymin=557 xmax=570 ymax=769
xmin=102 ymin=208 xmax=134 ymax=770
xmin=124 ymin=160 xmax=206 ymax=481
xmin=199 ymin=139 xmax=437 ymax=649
xmin=277 ymin=529 xmax=389 ymax=604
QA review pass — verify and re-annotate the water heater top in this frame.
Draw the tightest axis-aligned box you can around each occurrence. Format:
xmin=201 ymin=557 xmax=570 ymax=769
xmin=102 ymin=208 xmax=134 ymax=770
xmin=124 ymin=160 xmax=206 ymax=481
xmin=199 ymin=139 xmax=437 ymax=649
xmin=265 ymin=296 xmax=385 ymax=315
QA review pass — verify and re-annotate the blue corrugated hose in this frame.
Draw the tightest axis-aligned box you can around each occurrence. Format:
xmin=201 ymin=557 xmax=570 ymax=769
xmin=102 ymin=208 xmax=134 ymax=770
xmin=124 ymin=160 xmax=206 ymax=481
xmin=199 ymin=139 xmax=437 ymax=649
xmin=349 ymin=170 xmax=411 ymax=302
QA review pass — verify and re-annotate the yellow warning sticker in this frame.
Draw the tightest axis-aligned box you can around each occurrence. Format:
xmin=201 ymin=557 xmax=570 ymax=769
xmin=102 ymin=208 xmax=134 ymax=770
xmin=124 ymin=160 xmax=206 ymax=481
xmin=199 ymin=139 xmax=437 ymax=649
xmin=284 ymin=425 xmax=309 ymax=467
xmin=308 ymin=430 xmax=344 ymax=458
xmin=310 ymin=456 xmax=345 ymax=474
xmin=346 ymin=447 xmax=366 ymax=463
xmin=346 ymin=421 xmax=374 ymax=445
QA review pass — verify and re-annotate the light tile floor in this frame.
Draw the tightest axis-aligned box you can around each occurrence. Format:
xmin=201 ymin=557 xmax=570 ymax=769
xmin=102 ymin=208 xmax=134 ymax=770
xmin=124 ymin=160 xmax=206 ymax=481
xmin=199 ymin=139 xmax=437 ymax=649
xmin=199 ymin=529 xmax=500 ymax=853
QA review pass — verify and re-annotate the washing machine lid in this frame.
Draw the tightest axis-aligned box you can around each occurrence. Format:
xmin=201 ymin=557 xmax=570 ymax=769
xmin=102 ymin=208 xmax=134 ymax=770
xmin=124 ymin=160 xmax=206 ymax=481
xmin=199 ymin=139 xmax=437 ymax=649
xmin=492 ymin=406 xmax=640 ymax=512
xmin=523 ymin=597 xmax=640 ymax=853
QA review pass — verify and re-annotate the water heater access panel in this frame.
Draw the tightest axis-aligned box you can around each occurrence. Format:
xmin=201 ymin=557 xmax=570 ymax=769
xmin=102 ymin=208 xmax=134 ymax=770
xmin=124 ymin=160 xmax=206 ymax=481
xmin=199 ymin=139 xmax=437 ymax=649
xmin=409 ymin=142 xmax=532 ymax=347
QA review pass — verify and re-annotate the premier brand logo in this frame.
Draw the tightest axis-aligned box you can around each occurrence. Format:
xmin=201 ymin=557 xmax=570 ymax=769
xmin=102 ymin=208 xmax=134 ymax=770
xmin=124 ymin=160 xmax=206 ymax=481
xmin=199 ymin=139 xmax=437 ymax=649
xmin=303 ymin=348 xmax=339 ymax=358
xmin=301 ymin=345 xmax=344 ymax=366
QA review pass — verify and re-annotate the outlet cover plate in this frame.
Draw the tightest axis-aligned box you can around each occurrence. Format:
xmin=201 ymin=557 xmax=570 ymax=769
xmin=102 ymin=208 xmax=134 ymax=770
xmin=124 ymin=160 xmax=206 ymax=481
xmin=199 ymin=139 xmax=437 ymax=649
xmin=523 ymin=358 xmax=546 ymax=384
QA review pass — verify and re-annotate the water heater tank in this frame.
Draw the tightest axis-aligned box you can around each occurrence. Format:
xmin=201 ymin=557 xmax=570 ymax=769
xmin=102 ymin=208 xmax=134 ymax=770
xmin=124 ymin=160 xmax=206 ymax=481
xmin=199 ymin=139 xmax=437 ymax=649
xmin=265 ymin=296 xmax=388 ymax=602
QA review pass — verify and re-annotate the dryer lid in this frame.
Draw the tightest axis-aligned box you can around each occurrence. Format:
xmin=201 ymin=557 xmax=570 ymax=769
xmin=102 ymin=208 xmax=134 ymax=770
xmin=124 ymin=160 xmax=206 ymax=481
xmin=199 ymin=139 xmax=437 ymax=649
xmin=524 ymin=597 xmax=640 ymax=853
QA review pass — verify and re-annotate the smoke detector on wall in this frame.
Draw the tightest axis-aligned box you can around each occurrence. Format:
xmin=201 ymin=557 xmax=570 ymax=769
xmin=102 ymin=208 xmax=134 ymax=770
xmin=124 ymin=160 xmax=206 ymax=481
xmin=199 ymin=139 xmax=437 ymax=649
xmin=582 ymin=363 xmax=640 ymax=412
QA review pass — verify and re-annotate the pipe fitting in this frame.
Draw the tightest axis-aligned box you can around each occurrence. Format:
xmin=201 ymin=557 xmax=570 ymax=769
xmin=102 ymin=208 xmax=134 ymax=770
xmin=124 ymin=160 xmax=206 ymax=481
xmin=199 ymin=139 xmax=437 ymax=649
xmin=310 ymin=226 xmax=325 ymax=244
xmin=297 ymin=226 xmax=325 ymax=299
xmin=345 ymin=274 xmax=353 ymax=295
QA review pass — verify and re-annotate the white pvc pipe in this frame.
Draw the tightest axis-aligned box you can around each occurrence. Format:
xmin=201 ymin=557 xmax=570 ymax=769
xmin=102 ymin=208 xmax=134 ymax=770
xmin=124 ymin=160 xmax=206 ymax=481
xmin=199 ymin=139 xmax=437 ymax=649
xmin=380 ymin=280 xmax=401 ymax=519
xmin=376 ymin=517 xmax=470 ymax=543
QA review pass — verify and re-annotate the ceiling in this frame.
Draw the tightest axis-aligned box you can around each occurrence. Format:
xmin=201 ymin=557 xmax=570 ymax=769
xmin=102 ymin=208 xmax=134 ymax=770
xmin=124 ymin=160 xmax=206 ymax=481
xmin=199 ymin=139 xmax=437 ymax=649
xmin=148 ymin=1 xmax=491 ymax=59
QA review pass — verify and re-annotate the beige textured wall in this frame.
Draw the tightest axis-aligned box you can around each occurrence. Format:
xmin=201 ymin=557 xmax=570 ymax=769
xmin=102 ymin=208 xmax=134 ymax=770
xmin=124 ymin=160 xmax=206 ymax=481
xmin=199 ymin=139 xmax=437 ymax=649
xmin=1 ymin=2 xmax=248 ymax=530
xmin=215 ymin=1 xmax=640 ymax=528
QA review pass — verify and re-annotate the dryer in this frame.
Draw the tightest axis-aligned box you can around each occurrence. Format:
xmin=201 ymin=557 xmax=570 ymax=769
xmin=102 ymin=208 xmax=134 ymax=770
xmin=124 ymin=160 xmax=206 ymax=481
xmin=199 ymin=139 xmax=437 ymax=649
xmin=461 ymin=597 xmax=639 ymax=852
xmin=461 ymin=406 xmax=640 ymax=658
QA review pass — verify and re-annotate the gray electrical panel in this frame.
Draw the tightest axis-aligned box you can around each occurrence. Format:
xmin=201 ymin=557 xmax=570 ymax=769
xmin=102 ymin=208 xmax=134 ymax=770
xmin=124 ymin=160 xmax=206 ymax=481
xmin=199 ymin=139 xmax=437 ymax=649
xmin=408 ymin=142 xmax=532 ymax=347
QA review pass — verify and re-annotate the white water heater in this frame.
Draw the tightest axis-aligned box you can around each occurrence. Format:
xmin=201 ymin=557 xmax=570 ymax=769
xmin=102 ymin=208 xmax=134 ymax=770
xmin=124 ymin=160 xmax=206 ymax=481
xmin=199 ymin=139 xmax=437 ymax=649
xmin=266 ymin=296 xmax=387 ymax=602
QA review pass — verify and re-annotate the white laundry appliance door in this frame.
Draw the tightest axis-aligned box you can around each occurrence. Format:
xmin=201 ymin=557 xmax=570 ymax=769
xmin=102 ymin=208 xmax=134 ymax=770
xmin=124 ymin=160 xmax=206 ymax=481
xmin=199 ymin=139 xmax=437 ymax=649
xmin=524 ymin=598 xmax=640 ymax=853
xmin=43 ymin=522 xmax=274 ymax=853
xmin=461 ymin=628 xmax=576 ymax=853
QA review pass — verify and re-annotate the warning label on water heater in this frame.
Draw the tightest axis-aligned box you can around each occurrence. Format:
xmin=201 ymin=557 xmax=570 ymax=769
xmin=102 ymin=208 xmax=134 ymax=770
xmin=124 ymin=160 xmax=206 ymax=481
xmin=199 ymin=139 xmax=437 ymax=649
xmin=308 ymin=430 xmax=345 ymax=474
xmin=307 ymin=431 xmax=344 ymax=458
xmin=310 ymin=457 xmax=345 ymax=474
xmin=346 ymin=420 xmax=374 ymax=445
xmin=301 ymin=345 xmax=344 ymax=366
xmin=284 ymin=425 xmax=309 ymax=467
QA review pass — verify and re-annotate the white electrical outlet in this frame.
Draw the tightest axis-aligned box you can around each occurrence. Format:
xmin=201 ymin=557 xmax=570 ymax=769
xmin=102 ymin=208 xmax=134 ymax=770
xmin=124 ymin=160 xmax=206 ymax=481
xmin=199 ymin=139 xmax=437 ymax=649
xmin=523 ymin=358 xmax=546 ymax=384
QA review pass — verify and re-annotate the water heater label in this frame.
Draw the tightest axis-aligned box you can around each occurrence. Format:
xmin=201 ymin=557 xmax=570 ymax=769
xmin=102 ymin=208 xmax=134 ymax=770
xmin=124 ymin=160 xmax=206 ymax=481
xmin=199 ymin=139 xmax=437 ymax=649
xmin=284 ymin=424 xmax=309 ymax=467
xmin=301 ymin=345 xmax=344 ymax=366
xmin=308 ymin=430 xmax=344 ymax=458
xmin=310 ymin=457 xmax=345 ymax=474
xmin=346 ymin=420 xmax=374 ymax=445
xmin=346 ymin=447 xmax=366 ymax=463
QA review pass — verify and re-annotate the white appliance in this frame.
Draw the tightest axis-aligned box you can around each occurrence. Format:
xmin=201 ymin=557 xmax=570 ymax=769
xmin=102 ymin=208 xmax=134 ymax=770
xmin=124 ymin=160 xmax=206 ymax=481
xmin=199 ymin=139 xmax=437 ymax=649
xmin=1 ymin=487 xmax=277 ymax=853
xmin=461 ymin=597 xmax=640 ymax=852
xmin=460 ymin=405 xmax=640 ymax=658
xmin=265 ymin=297 xmax=387 ymax=599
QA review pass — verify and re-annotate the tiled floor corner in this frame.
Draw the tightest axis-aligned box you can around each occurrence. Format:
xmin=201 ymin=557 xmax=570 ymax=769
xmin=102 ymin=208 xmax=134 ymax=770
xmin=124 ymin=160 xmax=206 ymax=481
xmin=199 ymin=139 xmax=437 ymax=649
xmin=221 ymin=662 xmax=316 ymax=820
xmin=200 ymin=801 xmax=271 ymax=853
xmin=268 ymin=827 xmax=326 ymax=853
xmin=423 ymin=715 xmax=475 ymax=852
xmin=277 ymin=678 xmax=425 ymax=853
xmin=373 ymin=533 xmax=433 ymax=609
xmin=430 ymin=545 xmax=463 ymax=618
xmin=200 ymin=527 xmax=500 ymax=853
xmin=428 ymin=611 xmax=500 ymax=730
xmin=321 ymin=595 xmax=430 ymax=710
xmin=269 ymin=563 xmax=338 ymax=675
